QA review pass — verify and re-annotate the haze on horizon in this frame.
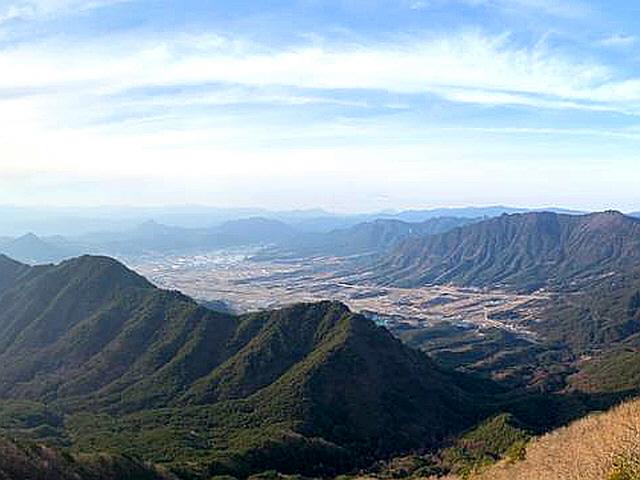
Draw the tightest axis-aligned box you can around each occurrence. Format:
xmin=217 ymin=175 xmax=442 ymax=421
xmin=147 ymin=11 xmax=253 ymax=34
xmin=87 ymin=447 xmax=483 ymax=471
xmin=1 ymin=0 xmax=639 ymax=212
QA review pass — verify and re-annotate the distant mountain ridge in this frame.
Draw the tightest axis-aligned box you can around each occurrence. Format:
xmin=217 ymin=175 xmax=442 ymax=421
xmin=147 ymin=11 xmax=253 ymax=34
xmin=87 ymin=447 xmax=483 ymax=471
xmin=264 ymin=217 xmax=478 ymax=259
xmin=76 ymin=217 xmax=296 ymax=255
xmin=0 ymin=204 xmax=587 ymax=236
xmin=0 ymin=205 xmax=593 ymax=260
xmin=384 ymin=206 xmax=585 ymax=223
xmin=0 ymin=233 xmax=78 ymax=264
xmin=0 ymin=215 xmax=475 ymax=260
xmin=374 ymin=211 xmax=640 ymax=291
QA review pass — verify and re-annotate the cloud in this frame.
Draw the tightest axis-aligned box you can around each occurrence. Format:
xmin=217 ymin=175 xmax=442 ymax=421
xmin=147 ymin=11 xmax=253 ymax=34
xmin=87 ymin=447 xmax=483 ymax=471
xmin=0 ymin=31 xmax=625 ymax=108
xmin=409 ymin=1 xmax=429 ymax=9
xmin=452 ymin=0 xmax=589 ymax=19
xmin=4 ymin=26 xmax=640 ymax=152
xmin=3 ymin=27 xmax=640 ymax=181
xmin=0 ymin=1 xmax=637 ymax=211
xmin=0 ymin=0 xmax=130 ymax=22
xmin=599 ymin=34 xmax=637 ymax=48
xmin=0 ymin=27 xmax=639 ymax=210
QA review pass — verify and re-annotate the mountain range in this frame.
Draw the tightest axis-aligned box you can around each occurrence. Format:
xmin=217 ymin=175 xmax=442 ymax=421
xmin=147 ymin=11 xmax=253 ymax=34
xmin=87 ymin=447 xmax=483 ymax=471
xmin=0 ymin=204 xmax=588 ymax=237
xmin=1 ymin=209 xmax=640 ymax=478
xmin=0 ymin=205 xmax=603 ymax=263
xmin=0 ymin=216 xmax=475 ymax=263
xmin=77 ymin=217 xmax=296 ymax=256
xmin=0 ymin=217 xmax=299 ymax=262
xmin=261 ymin=217 xmax=478 ymax=259
xmin=374 ymin=211 xmax=640 ymax=291
xmin=0 ymin=254 xmax=494 ymax=477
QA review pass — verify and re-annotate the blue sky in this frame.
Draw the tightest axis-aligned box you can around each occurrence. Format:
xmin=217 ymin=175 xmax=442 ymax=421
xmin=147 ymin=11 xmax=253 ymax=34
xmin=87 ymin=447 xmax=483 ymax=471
xmin=0 ymin=0 xmax=639 ymax=212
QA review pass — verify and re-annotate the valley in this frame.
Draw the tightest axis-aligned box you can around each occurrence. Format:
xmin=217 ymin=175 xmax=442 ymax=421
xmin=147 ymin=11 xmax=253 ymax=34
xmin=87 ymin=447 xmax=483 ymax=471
xmin=129 ymin=249 xmax=548 ymax=340
xmin=1 ymin=211 xmax=639 ymax=479
xmin=5 ymin=0 xmax=640 ymax=475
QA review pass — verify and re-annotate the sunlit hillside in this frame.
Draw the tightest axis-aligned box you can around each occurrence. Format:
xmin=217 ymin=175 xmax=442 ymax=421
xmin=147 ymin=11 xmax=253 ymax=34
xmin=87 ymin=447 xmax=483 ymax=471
xmin=441 ymin=398 xmax=640 ymax=480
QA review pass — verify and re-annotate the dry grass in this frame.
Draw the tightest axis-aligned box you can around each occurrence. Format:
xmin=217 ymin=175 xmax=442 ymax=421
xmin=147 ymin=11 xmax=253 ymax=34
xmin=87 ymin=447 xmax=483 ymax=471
xmin=438 ymin=398 xmax=640 ymax=480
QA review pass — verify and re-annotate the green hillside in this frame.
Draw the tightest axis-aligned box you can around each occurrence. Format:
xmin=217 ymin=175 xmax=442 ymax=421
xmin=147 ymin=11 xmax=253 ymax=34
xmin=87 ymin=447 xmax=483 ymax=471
xmin=0 ymin=435 xmax=174 ymax=480
xmin=0 ymin=254 xmax=494 ymax=477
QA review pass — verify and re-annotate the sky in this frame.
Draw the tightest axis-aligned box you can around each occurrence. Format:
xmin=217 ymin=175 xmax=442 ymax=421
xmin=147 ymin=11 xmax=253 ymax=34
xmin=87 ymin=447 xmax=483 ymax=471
xmin=0 ymin=0 xmax=639 ymax=213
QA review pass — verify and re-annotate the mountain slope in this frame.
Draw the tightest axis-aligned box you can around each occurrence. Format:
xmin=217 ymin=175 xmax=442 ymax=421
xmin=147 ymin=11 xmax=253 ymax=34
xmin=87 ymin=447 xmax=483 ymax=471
xmin=0 ymin=255 xmax=239 ymax=404
xmin=0 ymin=255 xmax=29 ymax=292
xmin=462 ymin=397 xmax=640 ymax=480
xmin=69 ymin=304 xmax=488 ymax=477
xmin=270 ymin=217 xmax=476 ymax=258
xmin=0 ymin=436 xmax=174 ymax=480
xmin=376 ymin=211 xmax=640 ymax=291
xmin=181 ymin=302 xmax=484 ymax=450
xmin=0 ymin=255 xmax=492 ymax=476
xmin=540 ymin=269 xmax=640 ymax=353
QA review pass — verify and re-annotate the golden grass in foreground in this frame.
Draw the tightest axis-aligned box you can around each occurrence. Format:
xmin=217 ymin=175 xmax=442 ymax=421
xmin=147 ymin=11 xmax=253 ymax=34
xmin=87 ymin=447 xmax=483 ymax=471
xmin=439 ymin=398 xmax=640 ymax=480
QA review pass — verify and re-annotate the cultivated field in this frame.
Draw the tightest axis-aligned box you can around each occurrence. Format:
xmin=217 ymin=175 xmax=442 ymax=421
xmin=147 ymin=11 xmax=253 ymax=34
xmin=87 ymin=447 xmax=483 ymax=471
xmin=128 ymin=250 xmax=549 ymax=339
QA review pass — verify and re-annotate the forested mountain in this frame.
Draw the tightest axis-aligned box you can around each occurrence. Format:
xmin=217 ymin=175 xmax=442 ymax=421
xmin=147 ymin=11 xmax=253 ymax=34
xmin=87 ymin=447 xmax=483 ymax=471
xmin=0 ymin=254 xmax=491 ymax=476
xmin=375 ymin=211 xmax=640 ymax=291
xmin=541 ymin=271 xmax=640 ymax=353
xmin=1 ymin=211 xmax=639 ymax=478
xmin=0 ymin=436 xmax=174 ymax=480
xmin=542 ymin=270 xmax=640 ymax=394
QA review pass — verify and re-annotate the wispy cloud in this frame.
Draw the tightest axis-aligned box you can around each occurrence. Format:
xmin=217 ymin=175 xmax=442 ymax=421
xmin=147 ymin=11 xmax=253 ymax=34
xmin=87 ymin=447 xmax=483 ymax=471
xmin=0 ymin=31 xmax=628 ymax=109
xmin=451 ymin=0 xmax=590 ymax=19
xmin=0 ymin=3 xmax=638 ymax=211
xmin=599 ymin=34 xmax=637 ymax=48
xmin=409 ymin=1 xmax=428 ymax=10
xmin=0 ymin=0 xmax=130 ymax=23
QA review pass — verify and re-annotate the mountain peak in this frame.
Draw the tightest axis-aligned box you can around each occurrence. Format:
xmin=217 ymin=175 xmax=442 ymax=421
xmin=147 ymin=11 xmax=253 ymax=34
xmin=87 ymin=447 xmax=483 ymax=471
xmin=1 ymin=255 xmax=156 ymax=299
xmin=584 ymin=210 xmax=635 ymax=230
xmin=17 ymin=232 xmax=40 ymax=241
xmin=0 ymin=232 xmax=74 ymax=265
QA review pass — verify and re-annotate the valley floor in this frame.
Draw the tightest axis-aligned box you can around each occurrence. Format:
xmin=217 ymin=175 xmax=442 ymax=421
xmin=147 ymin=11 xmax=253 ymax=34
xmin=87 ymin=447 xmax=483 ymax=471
xmin=129 ymin=250 xmax=548 ymax=339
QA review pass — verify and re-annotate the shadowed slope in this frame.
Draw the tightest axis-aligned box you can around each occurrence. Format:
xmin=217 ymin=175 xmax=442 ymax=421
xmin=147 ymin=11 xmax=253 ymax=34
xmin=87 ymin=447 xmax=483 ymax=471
xmin=0 ymin=436 xmax=174 ymax=480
